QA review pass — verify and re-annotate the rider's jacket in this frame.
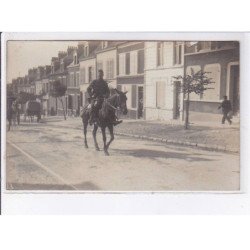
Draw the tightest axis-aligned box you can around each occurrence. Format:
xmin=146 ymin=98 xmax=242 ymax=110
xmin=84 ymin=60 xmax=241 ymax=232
xmin=87 ymin=79 xmax=110 ymax=99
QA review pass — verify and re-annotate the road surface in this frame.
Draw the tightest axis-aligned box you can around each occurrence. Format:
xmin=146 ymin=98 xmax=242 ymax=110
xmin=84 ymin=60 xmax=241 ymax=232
xmin=5 ymin=120 xmax=240 ymax=191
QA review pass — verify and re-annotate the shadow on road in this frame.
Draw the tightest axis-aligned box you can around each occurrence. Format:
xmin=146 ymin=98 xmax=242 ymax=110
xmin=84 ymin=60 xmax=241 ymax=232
xmin=113 ymin=148 xmax=215 ymax=162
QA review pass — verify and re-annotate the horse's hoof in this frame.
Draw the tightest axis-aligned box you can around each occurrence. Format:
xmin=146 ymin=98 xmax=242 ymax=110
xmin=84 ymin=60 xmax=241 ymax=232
xmin=95 ymin=147 xmax=100 ymax=151
xmin=84 ymin=145 xmax=89 ymax=149
xmin=104 ymin=151 xmax=109 ymax=156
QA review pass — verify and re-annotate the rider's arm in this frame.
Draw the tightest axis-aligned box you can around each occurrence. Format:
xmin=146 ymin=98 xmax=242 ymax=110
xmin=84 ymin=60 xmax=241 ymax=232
xmin=105 ymin=84 xmax=110 ymax=98
xmin=87 ymin=81 xmax=94 ymax=96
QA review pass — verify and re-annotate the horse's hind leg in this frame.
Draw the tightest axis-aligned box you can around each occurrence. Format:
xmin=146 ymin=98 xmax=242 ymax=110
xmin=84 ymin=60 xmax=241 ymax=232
xmin=83 ymin=121 xmax=89 ymax=148
xmin=106 ymin=125 xmax=114 ymax=151
xmin=92 ymin=124 xmax=100 ymax=151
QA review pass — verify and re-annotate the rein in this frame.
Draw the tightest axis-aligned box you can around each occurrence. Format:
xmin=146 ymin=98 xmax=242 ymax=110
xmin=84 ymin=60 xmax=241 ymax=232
xmin=106 ymin=102 xmax=118 ymax=110
xmin=105 ymin=94 xmax=120 ymax=111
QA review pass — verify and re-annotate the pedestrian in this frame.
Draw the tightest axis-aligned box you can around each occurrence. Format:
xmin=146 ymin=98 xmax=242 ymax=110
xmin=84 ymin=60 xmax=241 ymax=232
xmin=218 ymin=95 xmax=232 ymax=125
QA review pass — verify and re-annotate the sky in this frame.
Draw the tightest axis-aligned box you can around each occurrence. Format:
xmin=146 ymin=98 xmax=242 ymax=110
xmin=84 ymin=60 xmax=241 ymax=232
xmin=7 ymin=41 xmax=78 ymax=83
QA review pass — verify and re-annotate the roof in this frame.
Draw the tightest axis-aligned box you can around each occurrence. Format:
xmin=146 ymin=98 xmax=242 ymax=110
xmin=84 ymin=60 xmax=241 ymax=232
xmin=95 ymin=41 xmax=123 ymax=53
xmin=79 ymin=52 xmax=96 ymax=61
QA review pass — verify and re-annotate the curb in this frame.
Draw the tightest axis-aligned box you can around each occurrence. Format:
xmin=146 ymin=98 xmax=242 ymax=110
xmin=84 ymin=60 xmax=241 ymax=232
xmin=48 ymin=123 xmax=239 ymax=154
xmin=115 ymin=132 xmax=239 ymax=154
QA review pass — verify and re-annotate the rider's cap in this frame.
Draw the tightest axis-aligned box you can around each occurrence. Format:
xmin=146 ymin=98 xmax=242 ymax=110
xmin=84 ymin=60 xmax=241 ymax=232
xmin=98 ymin=69 xmax=104 ymax=74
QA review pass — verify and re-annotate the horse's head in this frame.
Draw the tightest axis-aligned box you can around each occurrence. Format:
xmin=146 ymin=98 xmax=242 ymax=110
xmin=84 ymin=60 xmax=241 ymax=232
xmin=114 ymin=88 xmax=128 ymax=115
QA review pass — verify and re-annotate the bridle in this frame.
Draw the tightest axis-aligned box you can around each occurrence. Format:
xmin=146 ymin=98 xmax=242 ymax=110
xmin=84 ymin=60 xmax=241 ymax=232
xmin=106 ymin=93 xmax=122 ymax=111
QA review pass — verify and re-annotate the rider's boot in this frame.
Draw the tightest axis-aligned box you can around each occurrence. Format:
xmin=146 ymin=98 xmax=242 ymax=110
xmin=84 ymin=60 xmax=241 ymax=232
xmin=113 ymin=118 xmax=123 ymax=126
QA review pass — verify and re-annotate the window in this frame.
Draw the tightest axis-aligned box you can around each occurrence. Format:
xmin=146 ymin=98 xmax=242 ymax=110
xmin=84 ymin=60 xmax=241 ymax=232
xmin=97 ymin=61 xmax=103 ymax=71
xmin=68 ymin=95 xmax=73 ymax=109
xmin=157 ymin=42 xmax=164 ymax=66
xmin=76 ymin=73 xmax=79 ymax=87
xmin=156 ymin=81 xmax=165 ymax=108
xmin=119 ymin=54 xmax=125 ymax=75
xmin=106 ymin=59 xmax=114 ymax=79
xmin=174 ymin=43 xmax=183 ymax=65
xmin=125 ymin=53 xmax=130 ymax=75
xmin=130 ymin=51 xmax=138 ymax=75
xmin=74 ymin=72 xmax=77 ymax=87
xmin=203 ymin=64 xmax=221 ymax=101
xmin=80 ymin=67 xmax=86 ymax=84
xmin=137 ymin=50 xmax=144 ymax=74
xmin=88 ymin=66 xmax=95 ymax=82
xmin=70 ymin=73 xmax=74 ymax=87
xmin=85 ymin=46 xmax=89 ymax=57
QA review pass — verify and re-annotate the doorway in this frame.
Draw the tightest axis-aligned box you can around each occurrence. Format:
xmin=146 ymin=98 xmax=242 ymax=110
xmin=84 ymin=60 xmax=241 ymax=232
xmin=229 ymin=65 xmax=240 ymax=114
xmin=137 ymin=86 xmax=143 ymax=119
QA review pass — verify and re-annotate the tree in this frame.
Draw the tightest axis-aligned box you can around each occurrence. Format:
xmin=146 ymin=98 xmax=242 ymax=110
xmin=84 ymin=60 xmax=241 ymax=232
xmin=174 ymin=68 xmax=214 ymax=129
xmin=17 ymin=91 xmax=36 ymax=104
xmin=50 ymin=80 xmax=67 ymax=120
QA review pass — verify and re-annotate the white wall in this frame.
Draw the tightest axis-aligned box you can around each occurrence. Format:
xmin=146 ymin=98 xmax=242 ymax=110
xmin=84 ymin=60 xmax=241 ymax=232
xmin=145 ymin=42 xmax=184 ymax=121
xmin=96 ymin=49 xmax=117 ymax=88
xmin=79 ymin=58 xmax=96 ymax=84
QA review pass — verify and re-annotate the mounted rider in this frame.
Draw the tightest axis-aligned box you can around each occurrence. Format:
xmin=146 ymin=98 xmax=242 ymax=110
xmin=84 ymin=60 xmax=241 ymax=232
xmin=87 ymin=69 xmax=122 ymax=126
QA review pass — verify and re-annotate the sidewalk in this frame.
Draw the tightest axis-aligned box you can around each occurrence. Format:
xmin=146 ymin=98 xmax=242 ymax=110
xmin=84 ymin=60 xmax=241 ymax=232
xmin=43 ymin=116 xmax=240 ymax=153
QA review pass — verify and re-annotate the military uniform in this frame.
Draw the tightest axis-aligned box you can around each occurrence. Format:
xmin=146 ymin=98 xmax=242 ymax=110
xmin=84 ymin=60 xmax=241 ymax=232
xmin=87 ymin=78 xmax=110 ymax=125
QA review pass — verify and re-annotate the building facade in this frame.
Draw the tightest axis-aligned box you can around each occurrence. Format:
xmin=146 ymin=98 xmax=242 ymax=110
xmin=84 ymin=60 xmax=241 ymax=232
xmin=144 ymin=41 xmax=184 ymax=121
xmin=96 ymin=41 xmax=121 ymax=89
xmin=66 ymin=44 xmax=85 ymax=116
xmin=79 ymin=41 xmax=100 ymax=106
xmin=117 ymin=42 xmax=145 ymax=119
xmin=184 ymin=41 xmax=240 ymax=120
xmin=49 ymin=47 xmax=76 ymax=115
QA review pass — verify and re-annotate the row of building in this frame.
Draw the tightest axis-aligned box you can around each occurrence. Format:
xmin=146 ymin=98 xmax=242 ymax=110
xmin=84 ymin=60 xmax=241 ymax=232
xmin=8 ymin=40 xmax=240 ymax=121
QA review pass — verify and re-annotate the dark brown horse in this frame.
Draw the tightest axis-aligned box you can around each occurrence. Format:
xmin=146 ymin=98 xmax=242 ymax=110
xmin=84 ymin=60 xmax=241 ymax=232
xmin=81 ymin=89 xmax=128 ymax=156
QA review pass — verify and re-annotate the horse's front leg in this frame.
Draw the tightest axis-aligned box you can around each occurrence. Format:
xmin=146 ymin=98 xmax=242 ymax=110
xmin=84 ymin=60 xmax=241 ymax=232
xmin=106 ymin=125 xmax=114 ymax=151
xmin=8 ymin=119 xmax=11 ymax=131
xmin=101 ymin=127 xmax=108 ymax=155
xmin=83 ymin=119 xmax=89 ymax=148
xmin=92 ymin=124 xmax=100 ymax=151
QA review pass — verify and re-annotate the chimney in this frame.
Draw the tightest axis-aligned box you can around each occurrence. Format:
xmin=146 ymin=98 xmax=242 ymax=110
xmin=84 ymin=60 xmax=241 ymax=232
xmin=67 ymin=46 xmax=77 ymax=55
xmin=58 ymin=51 xmax=67 ymax=60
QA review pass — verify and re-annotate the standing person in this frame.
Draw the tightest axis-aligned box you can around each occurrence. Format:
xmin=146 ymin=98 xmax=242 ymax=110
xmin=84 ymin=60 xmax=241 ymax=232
xmin=87 ymin=69 xmax=122 ymax=126
xmin=218 ymin=95 xmax=232 ymax=125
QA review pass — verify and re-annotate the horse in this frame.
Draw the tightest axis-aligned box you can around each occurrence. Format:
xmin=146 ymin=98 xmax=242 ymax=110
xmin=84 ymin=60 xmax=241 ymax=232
xmin=81 ymin=89 xmax=128 ymax=156
xmin=25 ymin=100 xmax=42 ymax=123
xmin=7 ymin=101 xmax=19 ymax=131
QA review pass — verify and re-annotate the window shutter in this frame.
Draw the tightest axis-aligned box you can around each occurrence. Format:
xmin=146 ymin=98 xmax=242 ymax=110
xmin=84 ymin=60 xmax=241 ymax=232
xmin=137 ymin=50 xmax=144 ymax=74
xmin=110 ymin=59 xmax=114 ymax=78
xmin=126 ymin=53 xmax=130 ymax=75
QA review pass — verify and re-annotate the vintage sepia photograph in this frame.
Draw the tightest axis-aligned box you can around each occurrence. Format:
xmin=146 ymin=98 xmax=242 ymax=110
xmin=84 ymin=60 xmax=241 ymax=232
xmin=4 ymin=38 xmax=240 ymax=191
